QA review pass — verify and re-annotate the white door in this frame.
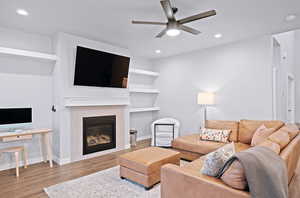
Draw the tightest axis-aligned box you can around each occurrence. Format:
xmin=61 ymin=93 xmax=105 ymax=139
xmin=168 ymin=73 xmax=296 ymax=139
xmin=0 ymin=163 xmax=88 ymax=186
xmin=287 ymin=74 xmax=295 ymax=123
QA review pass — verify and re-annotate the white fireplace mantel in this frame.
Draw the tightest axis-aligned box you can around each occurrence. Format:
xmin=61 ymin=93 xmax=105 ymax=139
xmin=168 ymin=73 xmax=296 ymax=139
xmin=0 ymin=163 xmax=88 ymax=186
xmin=64 ymin=97 xmax=130 ymax=107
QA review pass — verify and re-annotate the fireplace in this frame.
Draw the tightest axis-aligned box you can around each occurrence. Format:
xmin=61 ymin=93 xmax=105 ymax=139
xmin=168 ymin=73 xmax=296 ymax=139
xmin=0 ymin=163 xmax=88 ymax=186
xmin=83 ymin=115 xmax=116 ymax=155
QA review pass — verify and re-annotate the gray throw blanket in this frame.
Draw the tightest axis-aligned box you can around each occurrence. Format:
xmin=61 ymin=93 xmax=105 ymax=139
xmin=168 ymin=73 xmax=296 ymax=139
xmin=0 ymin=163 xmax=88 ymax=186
xmin=217 ymin=146 xmax=288 ymax=198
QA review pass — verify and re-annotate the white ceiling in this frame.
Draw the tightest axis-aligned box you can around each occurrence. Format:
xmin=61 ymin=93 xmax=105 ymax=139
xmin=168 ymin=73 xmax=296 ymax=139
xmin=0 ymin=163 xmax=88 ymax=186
xmin=0 ymin=0 xmax=300 ymax=59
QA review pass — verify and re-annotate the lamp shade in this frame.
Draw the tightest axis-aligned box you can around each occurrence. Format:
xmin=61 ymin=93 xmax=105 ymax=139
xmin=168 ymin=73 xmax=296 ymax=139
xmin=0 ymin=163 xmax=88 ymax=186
xmin=197 ymin=92 xmax=215 ymax=105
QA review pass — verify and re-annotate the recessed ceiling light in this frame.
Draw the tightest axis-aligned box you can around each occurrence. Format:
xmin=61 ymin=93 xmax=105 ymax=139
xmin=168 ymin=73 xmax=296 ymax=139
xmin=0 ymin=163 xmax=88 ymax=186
xmin=166 ymin=29 xmax=181 ymax=37
xmin=214 ymin=33 xmax=222 ymax=38
xmin=286 ymin=14 xmax=296 ymax=21
xmin=155 ymin=50 xmax=161 ymax=54
xmin=16 ymin=9 xmax=29 ymax=16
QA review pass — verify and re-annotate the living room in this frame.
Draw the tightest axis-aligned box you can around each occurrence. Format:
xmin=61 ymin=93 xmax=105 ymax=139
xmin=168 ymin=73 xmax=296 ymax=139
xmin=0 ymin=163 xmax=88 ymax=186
xmin=0 ymin=0 xmax=299 ymax=197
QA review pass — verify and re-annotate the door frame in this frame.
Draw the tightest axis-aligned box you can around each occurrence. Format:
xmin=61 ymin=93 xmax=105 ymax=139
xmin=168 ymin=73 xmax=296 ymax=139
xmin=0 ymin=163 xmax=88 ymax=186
xmin=287 ymin=73 xmax=295 ymax=123
xmin=272 ymin=37 xmax=281 ymax=120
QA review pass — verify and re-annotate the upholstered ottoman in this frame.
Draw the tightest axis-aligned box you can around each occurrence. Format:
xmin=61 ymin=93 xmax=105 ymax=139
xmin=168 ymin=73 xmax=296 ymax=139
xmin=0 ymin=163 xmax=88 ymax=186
xmin=119 ymin=147 xmax=180 ymax=190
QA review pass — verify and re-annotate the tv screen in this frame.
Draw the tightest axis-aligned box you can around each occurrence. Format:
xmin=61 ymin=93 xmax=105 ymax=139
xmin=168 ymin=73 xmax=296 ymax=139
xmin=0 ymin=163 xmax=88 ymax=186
xmin=0 ymin=108 xmax=32 ymax=125
xmin=74 ymin=46 xmax=130 ymax=88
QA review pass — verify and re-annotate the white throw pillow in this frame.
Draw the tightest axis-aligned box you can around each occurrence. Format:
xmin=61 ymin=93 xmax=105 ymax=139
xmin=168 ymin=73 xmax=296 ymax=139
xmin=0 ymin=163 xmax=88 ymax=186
xmin=200 ymin=128 xmax=232 ymax=143
xmin=201 ymin=142 xmax=236 ymax=177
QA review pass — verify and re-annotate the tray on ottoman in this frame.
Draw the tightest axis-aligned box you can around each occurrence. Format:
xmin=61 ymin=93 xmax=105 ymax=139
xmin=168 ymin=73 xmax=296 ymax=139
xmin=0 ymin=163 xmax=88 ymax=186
xmin=119 ymin=147 xmax=180 ymax=190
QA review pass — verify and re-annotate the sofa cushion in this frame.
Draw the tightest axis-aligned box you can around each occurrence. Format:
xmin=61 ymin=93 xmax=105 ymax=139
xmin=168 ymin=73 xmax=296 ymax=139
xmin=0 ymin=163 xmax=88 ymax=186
xmin=251 ymin=125 xmax=275 ymax=146
xmin=280 ymin=124 xmax=299 ymax=140
xmin=268 ymin=130 xmax=291 ymax=150
xmin=201 ymin=143 xmax=235 ymax=177
xmin=181 ymin=142 xmax=250 ymax=190
xmin=205 ymin=120 xmax=239 ymax=142
xmin=221 ymin=160 xmax=247 ymax=190
xmin=172 ymin=134 xmax=225 ymax=155
xmin=280 ymin=134 xmax=300 ymax=183
xmin=258 ymin=140 xmax=281 ymax=154
xmin=238 ymin=120 xmax=284 ymax=144
xmin=234 ymin=142 xmax=251 ymax=152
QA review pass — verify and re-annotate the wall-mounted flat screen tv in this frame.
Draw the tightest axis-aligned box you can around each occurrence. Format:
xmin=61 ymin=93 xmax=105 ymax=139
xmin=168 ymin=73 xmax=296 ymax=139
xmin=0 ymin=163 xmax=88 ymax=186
xmin=74 ymin=46 xmax=130 ymax=88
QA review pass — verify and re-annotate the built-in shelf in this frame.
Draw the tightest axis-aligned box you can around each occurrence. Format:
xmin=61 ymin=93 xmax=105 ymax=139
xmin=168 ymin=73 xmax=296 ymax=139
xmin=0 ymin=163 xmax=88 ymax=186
xmin=129 ymin=107 xmax=160 ymax=113
xmin=0 ymin=46 xmax=58 ymax=62
xmin=129 ymin=88 xmax=160 ymax=94
xmin=129 ymin=68 xmax=159 ymax=77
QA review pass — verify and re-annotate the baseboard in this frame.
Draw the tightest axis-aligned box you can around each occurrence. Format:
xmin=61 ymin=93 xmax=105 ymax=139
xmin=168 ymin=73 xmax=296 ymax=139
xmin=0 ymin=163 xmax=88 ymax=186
xmin=124 ymin=135 xmax=151 ymax=149
xmin=0 ymin=156 xmax=44 ymax=171
xmin=137 ymin=135 xmax=151 ymax=141
xmin=53 ymin=155 xmax=71 ymax=165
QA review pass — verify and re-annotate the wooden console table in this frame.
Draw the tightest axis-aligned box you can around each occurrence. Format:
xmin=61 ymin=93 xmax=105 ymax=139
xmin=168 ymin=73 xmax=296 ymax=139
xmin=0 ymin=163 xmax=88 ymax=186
xmin=0 ymin=129 xmax=53 ymax=167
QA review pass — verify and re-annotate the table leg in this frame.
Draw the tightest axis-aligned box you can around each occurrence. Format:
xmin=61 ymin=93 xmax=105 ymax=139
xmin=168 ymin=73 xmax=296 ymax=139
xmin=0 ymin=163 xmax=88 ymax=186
xmin=43 ymin=133 xmax=53 ymax=168
xmin=15 ymin=151 xmax=19 ymax=177
xmin=23 ymin=146 xmax=28 ymax=168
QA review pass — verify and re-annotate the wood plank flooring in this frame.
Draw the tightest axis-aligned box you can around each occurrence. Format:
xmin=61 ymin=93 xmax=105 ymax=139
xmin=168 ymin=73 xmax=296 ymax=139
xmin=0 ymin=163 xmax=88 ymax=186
xmin=0 ymin=138 xmax=299 ymax=198
xmin=0 ymin=139 xmax=151 ymax=198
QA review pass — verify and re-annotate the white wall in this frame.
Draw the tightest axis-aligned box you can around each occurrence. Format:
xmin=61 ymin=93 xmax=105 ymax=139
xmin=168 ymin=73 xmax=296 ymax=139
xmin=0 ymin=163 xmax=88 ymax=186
xmin=273 ymin=31 xmax=296 ymax=122
xmin=0 ymin=28 xmax=53 ymax=170
xmin=153 ymin=36 xmax=273 ymax=136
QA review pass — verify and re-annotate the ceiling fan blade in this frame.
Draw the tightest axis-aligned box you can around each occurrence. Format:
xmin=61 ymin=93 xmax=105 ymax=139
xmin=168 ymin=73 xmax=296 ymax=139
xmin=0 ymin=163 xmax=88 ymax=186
xmin=132 ymin=21 xmax=167 ymax=25
xmin=178 ymin=10 xmax=217 ymax=24
xmin=156 ymin=28 xmax=167 ymax=38
xmin=160 ymin=0 xmax=175 ymax=21
xmin=180 ymin=25 xmax=201 ymax=35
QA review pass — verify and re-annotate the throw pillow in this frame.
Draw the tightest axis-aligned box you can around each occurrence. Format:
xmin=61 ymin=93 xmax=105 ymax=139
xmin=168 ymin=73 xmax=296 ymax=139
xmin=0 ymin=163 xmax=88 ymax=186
xmin=201 ymin=142 xmax=235 ymax=177
xmin=251 ymin=125 xmax=275 ymax=146
xmin=200 ymin=128 xmax=232 ymax=143
xmin=258 ymin=140 xmax=281 ymax=154
xmin=221 ymin=160 xmax=247 ymax=190
xmin=281 ymin=124 xmax=299 ymax=140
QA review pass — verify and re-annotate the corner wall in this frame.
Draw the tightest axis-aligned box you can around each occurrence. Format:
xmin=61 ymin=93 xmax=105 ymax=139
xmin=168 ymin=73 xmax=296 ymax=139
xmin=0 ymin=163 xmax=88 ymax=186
xmin=153 ymin=36 xmax=273 ymax=135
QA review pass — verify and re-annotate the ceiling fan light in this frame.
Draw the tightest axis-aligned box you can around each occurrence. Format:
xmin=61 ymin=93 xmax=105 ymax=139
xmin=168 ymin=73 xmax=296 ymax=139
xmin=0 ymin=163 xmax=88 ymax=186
xmin=166 ymin=28 xmax=181 ymax=37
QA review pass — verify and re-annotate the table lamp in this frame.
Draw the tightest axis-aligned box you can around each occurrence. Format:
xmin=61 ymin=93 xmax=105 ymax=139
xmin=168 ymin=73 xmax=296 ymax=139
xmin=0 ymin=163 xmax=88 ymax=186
xmin=198 ymin=92 xmax=215 ymax=128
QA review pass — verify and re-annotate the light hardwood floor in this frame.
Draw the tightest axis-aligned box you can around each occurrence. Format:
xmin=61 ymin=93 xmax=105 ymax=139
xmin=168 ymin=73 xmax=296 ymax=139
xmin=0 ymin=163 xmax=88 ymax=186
xmin=0 ymin=139 xmax=151 ymax=198
xmin=0 ymin=138 xmax=299 ymax=198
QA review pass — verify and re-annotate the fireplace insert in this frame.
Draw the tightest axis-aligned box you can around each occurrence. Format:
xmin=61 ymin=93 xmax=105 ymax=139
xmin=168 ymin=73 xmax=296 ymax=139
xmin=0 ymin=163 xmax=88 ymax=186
xmin=83 ymin=115 xmax=116 ymax=155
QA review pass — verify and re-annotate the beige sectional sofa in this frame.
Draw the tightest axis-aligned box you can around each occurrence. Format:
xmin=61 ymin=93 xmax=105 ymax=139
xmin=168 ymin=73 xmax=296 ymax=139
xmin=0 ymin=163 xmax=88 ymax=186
xmin=161 ymin=120 xmax=300 ymax=198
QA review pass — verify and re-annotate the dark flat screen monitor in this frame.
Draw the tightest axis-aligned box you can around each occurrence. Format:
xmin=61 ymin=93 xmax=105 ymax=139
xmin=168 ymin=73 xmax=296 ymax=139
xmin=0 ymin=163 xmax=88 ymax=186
xmin=74 ymin=46 xmax=130 ymax=88
xmin=0 ymin=108 xmax=32 ymax=125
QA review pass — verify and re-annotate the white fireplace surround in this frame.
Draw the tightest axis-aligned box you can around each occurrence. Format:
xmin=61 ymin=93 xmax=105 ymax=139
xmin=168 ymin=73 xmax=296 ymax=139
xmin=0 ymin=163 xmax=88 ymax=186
xmin=69 ymin=105 xmax=129 ymax=162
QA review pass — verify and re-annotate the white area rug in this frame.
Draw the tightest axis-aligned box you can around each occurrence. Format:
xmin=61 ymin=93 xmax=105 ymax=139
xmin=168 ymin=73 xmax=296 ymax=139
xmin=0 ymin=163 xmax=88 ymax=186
xmin=44 ymin=166 xmax=160 ymax=198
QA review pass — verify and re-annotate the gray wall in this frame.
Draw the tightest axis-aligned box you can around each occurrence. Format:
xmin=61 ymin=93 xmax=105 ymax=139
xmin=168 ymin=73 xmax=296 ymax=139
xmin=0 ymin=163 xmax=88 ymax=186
xmin=153 ymin=36 xmax=273 ymax=136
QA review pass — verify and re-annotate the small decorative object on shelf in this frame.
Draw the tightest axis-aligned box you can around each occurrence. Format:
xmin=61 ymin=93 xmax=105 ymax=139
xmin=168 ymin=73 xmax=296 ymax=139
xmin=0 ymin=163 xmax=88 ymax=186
xmin=151 ymin=118 xmax=180 ymax=147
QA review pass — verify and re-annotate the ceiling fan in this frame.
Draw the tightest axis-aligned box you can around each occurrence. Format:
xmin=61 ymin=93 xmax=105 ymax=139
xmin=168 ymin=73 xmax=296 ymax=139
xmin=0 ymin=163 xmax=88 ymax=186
xmin=132 ymin=0 xmax=217 ymax=38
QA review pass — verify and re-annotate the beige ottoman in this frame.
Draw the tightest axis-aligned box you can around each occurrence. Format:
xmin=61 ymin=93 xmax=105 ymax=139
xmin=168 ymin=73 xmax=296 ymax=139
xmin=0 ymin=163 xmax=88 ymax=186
xmin=119 ymin=147 xmax=180 ymax=190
